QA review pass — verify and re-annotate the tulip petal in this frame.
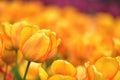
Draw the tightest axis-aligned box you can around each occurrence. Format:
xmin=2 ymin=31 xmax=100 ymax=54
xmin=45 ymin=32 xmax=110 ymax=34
xmin=19 ymin=26 xmax=39 ymax=49
xmin=50 ymin=32 xmax=57 ymax=50
xmin=87 ymin=65 xmax=107 ymax=80
xmin=11 ymin=22 xmax=25 ymax=48
xmin=95 ymin=57 xmax=119 ymax=79
xmin=22 ymin=32 xmax=50 ymax=62
xmin=2 ymin=22 xmax=12 ymax=38
xmin=39 ymin=66 xmax=48 ymax=80
xmin=48 ymin=75 xmax=76 ymax=80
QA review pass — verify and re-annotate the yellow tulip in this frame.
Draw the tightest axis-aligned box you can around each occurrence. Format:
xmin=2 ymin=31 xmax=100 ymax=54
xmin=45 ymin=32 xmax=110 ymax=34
xmin=2 ymin=21 xmax=39 ymax=49
xmin=21 ymin=29 xmax=60 ymax=62
xmin=94 ymin=57 xmax=119 ymax=79
xmin=1 ymin=21 xmax=38 ymax=65
xmin=11 ymin=21 xmax=39 ymax=49
xmin=50 ymin=60 xmax=76 ymax=76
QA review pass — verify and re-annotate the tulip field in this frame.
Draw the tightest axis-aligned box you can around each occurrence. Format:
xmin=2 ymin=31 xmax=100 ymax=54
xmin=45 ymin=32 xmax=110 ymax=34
xmin=0 ymin=1 xmax=120 ymax=80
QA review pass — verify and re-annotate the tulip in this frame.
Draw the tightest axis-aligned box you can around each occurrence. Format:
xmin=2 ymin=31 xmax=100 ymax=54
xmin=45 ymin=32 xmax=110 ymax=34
xmin=1 ymin=49 xmax=16 ymax=65
xmin=21 ymin=29 xmax=60 ymax=80
xmin=49 ymin=60 xmax=76 ymax=80
xmin=50 ymin=60 xmax=76 ymax=76
xmin=21 ymin=29 xmax=61 ymax=62
xmin=11 ymin=21 xmax=39 ymax=49
xmin=1 ymin=21 xmax=39 ymax=65
xmin=2 ymin=21 xmax=39 ymax=49
xmin=94 ymin=57 xmax=119 ymax=79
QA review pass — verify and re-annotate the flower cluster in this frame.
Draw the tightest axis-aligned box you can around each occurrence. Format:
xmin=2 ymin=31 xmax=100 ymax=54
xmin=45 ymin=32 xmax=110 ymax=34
xmin=0 ymin=21 xmax=60 ymax=80
xmin=0 ymin=1 xmax=120 ymax=80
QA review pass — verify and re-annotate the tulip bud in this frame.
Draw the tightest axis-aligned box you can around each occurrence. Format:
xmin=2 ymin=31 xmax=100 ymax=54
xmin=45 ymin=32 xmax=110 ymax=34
xmin=11 ymin=21 xmax=39 ymax=49
xmin=21 ymin=29 xmax=60 ymax=62
xmin=2 ymin=21 xmax=39 ymax=49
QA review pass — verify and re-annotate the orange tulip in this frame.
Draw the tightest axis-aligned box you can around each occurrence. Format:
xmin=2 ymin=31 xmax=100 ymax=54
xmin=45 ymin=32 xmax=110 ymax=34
xmin=21 ymin=29 xmax=60 ymax=62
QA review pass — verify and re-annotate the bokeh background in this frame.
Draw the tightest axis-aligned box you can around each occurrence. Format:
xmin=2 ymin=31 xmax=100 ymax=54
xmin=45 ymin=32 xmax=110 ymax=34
xmin=0 ymin=0 xmax=120 ymax=80
xmin=42 ymin=0 xmax=120 ymax=17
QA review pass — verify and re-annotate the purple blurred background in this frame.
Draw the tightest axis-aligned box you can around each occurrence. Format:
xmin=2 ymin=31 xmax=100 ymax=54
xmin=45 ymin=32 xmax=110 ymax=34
xmin=8 ymin=0 xmax=120 ymax=17
xmin=40 ymin=0 xmax=120 ymax=17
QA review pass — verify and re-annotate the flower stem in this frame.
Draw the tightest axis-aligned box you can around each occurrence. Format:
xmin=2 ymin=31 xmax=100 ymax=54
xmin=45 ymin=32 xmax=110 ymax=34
xmin=15 ymin=49 xmax=18 ymax=66
xmin=4 ymin=64 xmax=8 ymax=80
xmin=23 ymin=61 xmax=31 ymax=80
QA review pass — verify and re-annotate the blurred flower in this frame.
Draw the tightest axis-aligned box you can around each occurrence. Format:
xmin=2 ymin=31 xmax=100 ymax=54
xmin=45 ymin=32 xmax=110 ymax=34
xmin=0 ymin=58 xmax=5 ymax=68
xmin=1 ymin=48 xmax=16 ymax=65
xmin=76 ymin=65 xmax=87 ymax=80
